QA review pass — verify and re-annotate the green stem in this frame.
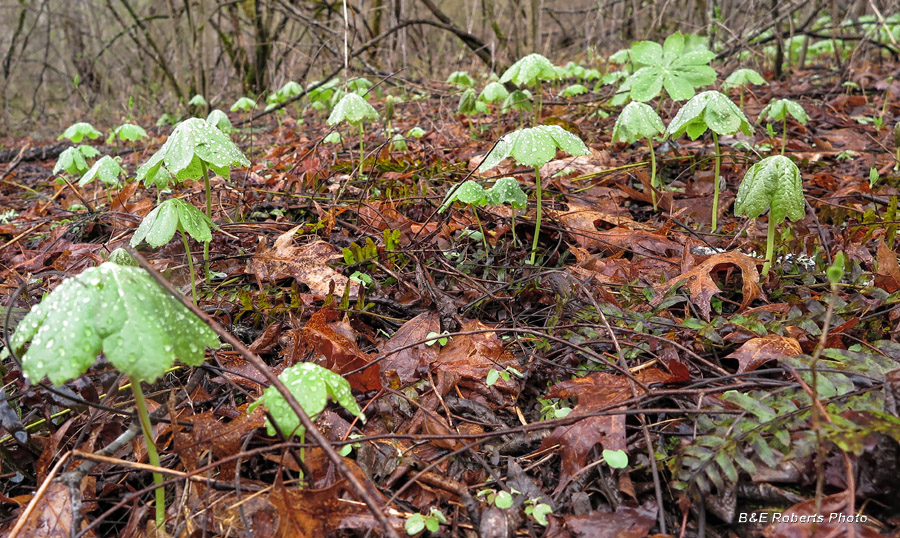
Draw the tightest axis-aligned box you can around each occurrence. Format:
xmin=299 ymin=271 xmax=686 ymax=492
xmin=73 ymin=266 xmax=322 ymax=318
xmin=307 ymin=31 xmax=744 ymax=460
xmin=895 ymin=148 xmax=899 ymax=171
xmin=781 ymin=117 xmax=787 ymax=155
xmin=358 ymin=124 xmax=365 ymax=178
xmin=201 ymin=161 xmax=211 ymax=282
xmin=535 ymin=80 xmax=542 ymax=126
xmin=711 ymin=132 xmax=721 ymax=231
xmin=511 ymin=211 xmax=518 ymax=246
xmin=472 ymin=208 xmax=489 ymax=252
xmin=648 ymin=137 xmax=658 ymax=210
xmin=739 ymin=87 xmax=745 ymax=110
xmin=131 ymin=381 xmax=166 ymax=528
xmin=531 ymin=167 xmax=543 ymax=265
xmin=762 ymin=216 xmax=775 ymax=277
xmin=180 ymin=229 xmax=198 ymax=305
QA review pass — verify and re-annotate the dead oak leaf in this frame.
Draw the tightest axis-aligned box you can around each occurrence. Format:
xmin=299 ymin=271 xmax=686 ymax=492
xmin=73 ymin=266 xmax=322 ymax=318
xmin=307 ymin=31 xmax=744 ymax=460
xmin=651 ymin=251 xmax=763 ymax=320
xmin=553 ymin=200 xmax=647 ymax=250
xmin=302 ymin=306 xmax=382 ymax=392
xmin=249 ymin=226 xmax=351 ymax=298
xmin=875 ymin=239 xmax=900 ymax=293
xmin=380 ymin=311 xmax=440 ymax=387
xmin=726 ymin=335 xmax=802 ymax=373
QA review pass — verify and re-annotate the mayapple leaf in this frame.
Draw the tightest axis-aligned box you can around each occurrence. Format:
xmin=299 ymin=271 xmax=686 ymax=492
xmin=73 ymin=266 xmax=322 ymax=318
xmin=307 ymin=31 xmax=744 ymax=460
xmin=478 ymin=81 xmax=509 ymax=103
xmin=734 ymin=155 xmax=805 ymax=225
xmin=347 ymin=77 xmax=372 ymax=94
xmin=136 ymin=118 xmax=249 ymax=184
xmin=59 ymin=122 xmax=102 ymax=144
xmin=327 ymin=93 xmax=378 ymax=126
xmin=559 ymin=84 xmax=588 ymax=97
xmin=188 ymin=94 xmax=208 ymax=107
xmin=407 ymin=126 xmax=426 ymax=139
xmin=502 ymin=89 xmax=533 ymax=113
xmin=479 ymin=124 xmax=590 ymax=171
xmin=307 ymin=78 xmax=341 ymax=104
xmin=758 ymin=98 xmax=809 ymax=125
xmin=447 ymin=70 xmax=475 ymax=87
xmin=276 ymin=80 xmax=303 ymax=100
xmin=323 ymin=131 xmax=342 ymax=145
xmin=10 ymin=262 xmax=220 ymax=385
xmin=623 ymin=32 xmax=716 ymax=102
xmin=722 ymin=68 xmax=767 ymax=90
xmin=457 ymin=88 xmax=478 ymax=115
xmin=247 ymin=362 xmax=364 ymax=438
xmin=106 ymin=123 xmax=148 ymax=145
xmin=106 ymin=248 xmax=137 ymax=266
xmin=131 ymin=198 xmax=216 ymax=248
xmin=439 ymin=180 xmax=488 ymax=213
xmin=206 ymin=109 xmax=233 ymax=133
xmin=230 ymin=97 xmax=257 ymax=112
xmin=78 ymin=145 xmax=100 ymax=159
xmin=612 ymin=101 xmax=665 ymax=144
xmin=485 ymin=177 xmax=527 ymax=208
xmin=390 ymin=133 xmax=408 ymax=151
xmin=666 ymin=90 xmax=754 ymax=140
xmin=78 ymin=156 xmax=124 ymax=187
xmin=53 ymin=147 xmax=89 ymax=176
xmin=500 ymin=53 xmax=559 ymax=87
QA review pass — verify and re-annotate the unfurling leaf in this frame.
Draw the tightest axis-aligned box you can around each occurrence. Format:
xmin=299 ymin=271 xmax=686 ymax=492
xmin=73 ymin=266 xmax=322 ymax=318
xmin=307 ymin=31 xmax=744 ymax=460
xmin=131 ymin=198 xmax=216 ymax=248
xmin=500 ymin=53 xmax=559 ymax=87
xmin=479 ymin=124 xmax=590 ymax=171
xmin=734 ymin=155 xmax=805 ymax=224
xmin=327 ymin=93 xmax=378 ymax=126
xmin=612 ymin=101 xmax=665 ymax=144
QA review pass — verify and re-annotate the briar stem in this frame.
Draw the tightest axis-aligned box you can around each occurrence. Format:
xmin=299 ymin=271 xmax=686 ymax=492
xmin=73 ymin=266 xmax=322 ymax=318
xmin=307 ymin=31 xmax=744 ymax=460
xmin=763 ymin=215 xmax=776 ymax=277
xmin=201 ymin=161 xmax=211 ymax=282
xmin=131 ymin=381 xmax=166 ymax=529
xmin=781 ymin=117 xmax=787 ymax=155
xmin=648 ymin=137 xmax=658 ymax=210
xmin=531 ymin=166 xmax=543 ymax=265
xmin=180 ymin=229 xmax=198 ymax=305
xmin=711 ymin=132 xmax=721 ymax=231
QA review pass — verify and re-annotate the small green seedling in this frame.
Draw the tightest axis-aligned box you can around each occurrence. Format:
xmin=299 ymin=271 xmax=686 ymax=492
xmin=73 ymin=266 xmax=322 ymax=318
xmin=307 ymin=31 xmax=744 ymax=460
xmin=524 ymin=499 xmax=553 ymax=526
xmin=869 ymin=167 xmax=880 ymax=189
xmin=406 ymin=126 xmax=426 ymax=139
xmin=130 ymin=198 xmax=216 ymax=304
xmin=734 ymin=155 xmax=805 ymax=277
xmin=612 ymin=101 xmax=665 ymax=208
xmin=722 ymin=68 xmax=767 ymax=108
xmin=502 ymin=89 xmax=534 ymax=118
xmin=620 ymin=32 xmax=716 ymax=103
xmin=479 ymin=125 xmax=590 ymax=264
xmin=486 ymin=366 xmax=522 ymax=386
xmin=136 ymin=117 xmax=248 ymax=275
xmin=447 ymin=70 xmax=475 ymax=88
xmin=8 ymin=261 xmax=220 ymax=527
xmin=390 ymin=133 xmax=407 ymax=151
xmin=324 ymin=131 xmax=343 ymax=145
xmin=602 ymin=449 xmax=629 ymax=469
xmin=538 ymin=398 xmax=572 ymax=420
xmin=439 ymin=178 xmax=527 ymax=248
xmin=500 ymin=53 xmax=560 ymax=123
xmin=59 ymin=122 xmax=102 ymax=143
xmin=476 ymin=488 xmax=515 ymax=509
xmin=337 ymin=433 xmax=363 ymax=457
xmin=666 ymin=90 xmax=754 ymax=230
xmin=758 ymin=98 xmax=809 ymax=155
xmin=559 ymin=84 xmax=588 ymax=97
xmin=457 ymin=88 xmax=487 ymax=133
xmin=424 ymin=331 xmax=451 ymax=347
xmin=327 ymin=93 xmax=378 ymax=174
xmin=478 ymin=81 xmax=510 ymax=105
xmin=405 ymin=508 xmax=447 ymax=535
xmin=827 ymin=251 xmax=846 ymax=285
xmin=230 ymin=97 xmax=257 ymax=113
xmin=106 ymin=123 xmax=148 ymax=146
xmin=188 ymin=94 xmax=208 ymax=108
xmin=79 ymin=155 xmax=125 ymax=202
xmin=206 ymin=109 xmax=233 ymax=133
xmin=54 ymin=146 xmax=98 ymax=177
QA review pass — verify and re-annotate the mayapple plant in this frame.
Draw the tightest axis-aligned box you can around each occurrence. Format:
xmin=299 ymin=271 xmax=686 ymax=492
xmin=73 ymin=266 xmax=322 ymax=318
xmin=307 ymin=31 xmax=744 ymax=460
xmin=500 ymin=53 xmax=559 ymax=123
xmin=559 ymin=84 xmax=588 ymax=98
xmin=188 ymin=94 xmax=208 ymax=108
xmin=734 ymin=155 xmax=805 ymax=277
xmin=612 ymin=101 xmax=665 ymax=208
xmin=666 ymin=90 xmax=754 ymax=230
xmin=722 ymin=68 xmax=767 ymax=108
xmin=59 ymin=122 xmax=102 ymax=144
xmin=79 ymin=155 xmax=126 ymax=204
xmin=757 ymin=98 xmax=809 ymax=155
xmin=479 ymin=125 xmax=590 ymax=264
xmin=8 ymin=261 xmax=220 ymax=527
xmin=618 ymin=32 xmax=716 ymax=104
xmin=439 ymin=177 xmax=528 ymax=250
xmin=131 ymin=198 xmax=216 ymax=304
xmin=327 ymin=93 xmax=378 ymax=174
xmin=106 ymin=123 xmax=148 ymax=147
xmin=54 ymin=145 xmax=100 ymax=177
xmin=307 ymin=78 xmax=341 ymax=112
xmin=478 ymin=82 xmax=510 ymax=107
xmin=447 ymin=70 xmax=475 ymax=88
xmin=206 ymin=109 xmax=233 ymax=133
xmin=230 ymin=96 xmax=258 ymax=144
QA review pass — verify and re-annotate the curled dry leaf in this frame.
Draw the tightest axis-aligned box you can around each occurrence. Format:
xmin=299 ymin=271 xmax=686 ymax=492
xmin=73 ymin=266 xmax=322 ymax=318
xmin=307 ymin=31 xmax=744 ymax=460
xmin=249 ymin=226 xmax=351 ymax=298
xmin=762 ymin=492 xmax=885 ymax=538
xmin=380 ymin=311 xmax=440 ymax=387
xmin=726 ymin=334 xmax=802 ymax=373
xmin=875 ymin=239 xmax=900 ymax=293
xmin=651 ymin=250 xmax=763 ymax=320
xmin=302 ymin=306 xmax=382 ymax=392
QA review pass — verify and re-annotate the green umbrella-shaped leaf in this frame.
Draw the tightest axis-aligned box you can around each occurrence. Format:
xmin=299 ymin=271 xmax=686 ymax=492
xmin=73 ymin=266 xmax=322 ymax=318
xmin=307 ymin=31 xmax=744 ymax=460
xmin=10 ymin=262 xmax=220 ymax=385
xmin=189 ymin=94 xmax=208 ymax=107
xmin=622 ymin=32 xmax=716 ymax=102
xmin=78 ymin=145 xmax=100 ymax=159
xmin=559 ymin=84 xmax=588 ymax=97
xmin=447 ymin=70 xmax=475 ymax=87
xmin=276 ymin=81 xmax=303 ymax=99
xmin=758 ymin=98 xmax=809 ymax=125
xmin=485 ymin=177 xmax=527 ymax=208
xmin=54 ymin=147 xmax=89 ymax=176
xmin=206 ymin=109 xmax=233 ymax=133
xmin=478 ymin=82 xmax=510 ymax=103
xmin=502 ymin=89 xmax=533 ymax=113
xmin=457 ymin=88 xmax=478 ymax=115
xmin=479 ymin=124 xmax=590 ymax=171
xmin=136 ymin=118 xmax=249 ymax=184
xmin=722 ymin=68 xmax=767 ymax=90
xmin=230 ymin=97 xmax=257 ymax=112
xmin=407 ymin=126 xmax=426 ymax=139
xmin=131 ymin=198 xmax=215 ymax=248
xmin=327 ymin=93 xmax=378 ymax=126
xmin=439 ymin=180 xmax=488 ymax=212
xmin=612 ymin=101 xmax=665 ymax=144
xmin=347 ymin=77 xmax=372 ymax=94
xmin=734 ymin=155 xmax=805 ymax=224
xmin=247 ymin=362 xmax=364 ymax=438
xmin=106 ymin=123 xmax=148 ymax=145
xmin=500 ymin=53 xmax=559 ymax=87
xmin=59 ymin=122 xmax=102 ymax=143
xmin=666 ymin=90 xmax=754 ymax=140
xmin=79 ymin=156 xmax=125 ymax=187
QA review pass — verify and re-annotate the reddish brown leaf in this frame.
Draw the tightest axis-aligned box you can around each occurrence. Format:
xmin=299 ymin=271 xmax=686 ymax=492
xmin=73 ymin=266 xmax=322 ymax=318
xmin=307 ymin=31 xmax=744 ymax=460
xmin=875 ymin=240 xmax=900 ymax=293
xmin=561 ymin=502 xmax=657 ymax=538
xmin=249 ymin=226 xmax=351 ymax=298
xmin=762 ymin=492 xmax=886 ymax=538
xmin=726 ymin=335 xmax=803 ymax=373
xmin=380 ymin=311 xmax=440 ymax=387
xmin=15 ymin=481 xmax=96 ymax=538
xmin=554 ymin=200 xmax=642 ymax=250
xmin=651 ymin=251 xmax=763 ymax=320
xmin=302 ymin=306 xmax=382 ymax=392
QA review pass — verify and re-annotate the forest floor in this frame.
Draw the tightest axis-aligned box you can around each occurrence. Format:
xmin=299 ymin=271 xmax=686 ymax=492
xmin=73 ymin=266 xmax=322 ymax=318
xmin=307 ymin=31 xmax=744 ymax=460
xmin=2 ymin=58 xmax=900 ymax=538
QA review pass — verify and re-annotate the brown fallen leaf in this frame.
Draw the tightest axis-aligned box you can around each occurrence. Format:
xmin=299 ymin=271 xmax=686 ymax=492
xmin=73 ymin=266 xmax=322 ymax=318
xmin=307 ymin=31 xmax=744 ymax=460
xmin=380 ymin=311 xmax=440 ymax=387
xmin=726 ymin=335 xmax=803 ymax=373
xmin=249 ymin=226 xmax=351 ymax=298
xmin=762 ymin=492 xmax=886 ymax=538
xmin=302 ymin=306 xmax=382 ymax=392
xmin=553 ymin=200 xmax=643 ymax=250
xmin=14 ymin=481 xmax=96 ymax=538
xmin=591 ymin=227 xmax=685 ymax=257
xmin=560 ymin=502 xmax=658 ymax=538
xmin=875 ymin=239 xmax=900 ymax=293
xmin=651 ymin=251 xmax=763 ymax=320
xmin=539 ymin=368 xmax=671 ymax=495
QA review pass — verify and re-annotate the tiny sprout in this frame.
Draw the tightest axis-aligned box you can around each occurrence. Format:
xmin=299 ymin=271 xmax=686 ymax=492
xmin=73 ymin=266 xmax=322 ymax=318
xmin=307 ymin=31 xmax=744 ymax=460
xmin=106 ymin=123 xmax=148 ymax=145
xmin=758 ymin=98 xmax=809 ymax=155
xmin=559 ymin=84 xmax=588 ymax=98
xmin=189 ymin=94 xmax=208 ymax=108
xmin=406 ymin=126 xmax=426 ymax=139
xmin=722 ymin=68 xmax=767 ymax=108
xmin=447 ymin=70 xmax=475 ymax=87
xmin=390 ymin=133 xmax=408 ymax=151
xmin=602 ymin=449 xmax=629 ymax=469
xmin=424 ymin=331 xmax=450 ymax=346
xmin=59 ymin=122 xmax=102 ymax=144
xmin=827 ymin=251 xmax=846 ymax=285
xmin=206 ymin=109 xmax=233 ymax=133
xmin=230 ymin=97 xmax=257 ymax=113
xmin=324 ymin=131 xmax=343 ymax=145
xmin=734 ymin=155 xmax=805 ymax=277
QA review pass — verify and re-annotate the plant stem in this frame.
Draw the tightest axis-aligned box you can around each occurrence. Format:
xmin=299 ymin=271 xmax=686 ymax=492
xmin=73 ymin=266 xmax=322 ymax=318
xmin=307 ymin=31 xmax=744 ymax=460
xmin=711 ymin=132 xmax=722 ymax=231
xmin=895 ymin=148 xmax=900 ymax=171
xmin=534 ymin=80 xmax=542 ymax=126
xmin=647 ymin=137 xmax=658 ymax=210
xmin=201 ymin=161 xmax=211 ymax=282
xmin=180 ymin=229 xmax=198 ymax=305
xmin=358 ymin=124 xmax=365 ymax=178
xmin=472 ymin=208 xmax=489 ymax=252
xmin=530 ymin=166 xmax=543 ymax=265
xmin=781 ymin=117 xmax=787 ymax=155
xmin=131 ymin=381 xmax=165 ymax=529
xmin=762 ymin=215 xmax=776 ymax=277
xmin=739 ymin=86 xmax=745 ymax=109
